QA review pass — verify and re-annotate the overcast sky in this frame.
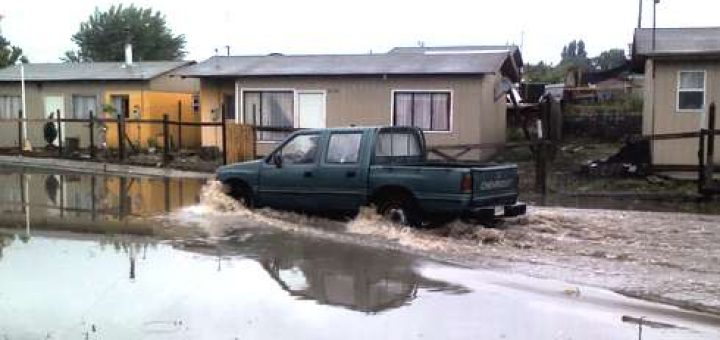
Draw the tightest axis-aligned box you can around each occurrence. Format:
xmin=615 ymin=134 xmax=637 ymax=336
xmin=1 ymin=0 xmax=718 ymax=64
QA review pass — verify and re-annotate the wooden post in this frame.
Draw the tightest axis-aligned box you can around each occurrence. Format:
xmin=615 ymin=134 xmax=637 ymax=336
xmin=699 ymin=128 xmax=706 ymax=194
xmin=88 ymin=111 xmax=95 ymax=159
xmin=117 ymin=114 xmax=125 ymax=162
xmin=17 ymin=111 xmax=23 ymax=155
xmin=163 ymin=114 xmax=170 ymax=166
xmin=56 ymin=109 xmax=63 ymax=157
xmin=704 ymin=103 xmax=716 ymax=192
xmin=177 ymin=100 xmax=183 ymax=150
xmin=221 ymin=117 xmax=228 ymax=165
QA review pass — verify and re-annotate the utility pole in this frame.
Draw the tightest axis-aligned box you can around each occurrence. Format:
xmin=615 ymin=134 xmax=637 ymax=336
xmin=652 ymin=0 xmax=660 ymax=51
xmin=638 ymin=0 xmax=643 ymax=28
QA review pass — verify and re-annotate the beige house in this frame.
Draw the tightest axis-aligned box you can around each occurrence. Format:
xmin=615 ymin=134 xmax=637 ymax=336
xmin=634 ymin=27 xmax=720 ymax=170
xmin=0 ymin=61 xmax=198 ymax=150
xmin=177 ymin=46 xmax=522 ymax=159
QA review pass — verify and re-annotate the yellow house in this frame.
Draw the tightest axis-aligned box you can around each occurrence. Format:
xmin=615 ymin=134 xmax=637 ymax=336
xmin=0 ymin=61 xmax=200 ymax=150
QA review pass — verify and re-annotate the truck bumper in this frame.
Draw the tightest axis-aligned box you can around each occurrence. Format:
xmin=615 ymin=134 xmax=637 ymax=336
xmin=466 ymin=202 xmax=527 ymax=219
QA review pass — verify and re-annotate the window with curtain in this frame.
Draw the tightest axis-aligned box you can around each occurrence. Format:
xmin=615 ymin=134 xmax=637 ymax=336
xmin=677 ymin=71 xmax=705 ymax=111
xmin=0 ymin=96 xmax=21 ymax=120
xmin=393 ymin=91 xmax=450 ymax=131
xmin=72 ymin=95 xmax=98 ymax=119
xmin=243 ymin=91 xmax=294 ymax=141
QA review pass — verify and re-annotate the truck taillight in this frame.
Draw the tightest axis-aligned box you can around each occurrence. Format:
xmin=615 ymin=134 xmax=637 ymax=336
xmin=461 ymin=173 xmax=473 ymax=193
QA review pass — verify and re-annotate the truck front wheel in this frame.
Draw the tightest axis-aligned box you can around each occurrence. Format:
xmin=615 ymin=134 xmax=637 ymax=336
xmin=376 ymin=194 xmax=421 ymax=227
xmin=223 ymin=180 xmax=254 ymax=208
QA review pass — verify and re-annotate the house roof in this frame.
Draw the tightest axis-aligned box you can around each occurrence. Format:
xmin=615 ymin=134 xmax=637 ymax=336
xmin=389 ymin=45 xmax=523 ymax=66
xmin=0 ymin=61 xmax=193 ymax=82
xmin=176 ymin=48 xmax=522 ymax=82
xmin=634 ymin=27 xmax=720 ymax=57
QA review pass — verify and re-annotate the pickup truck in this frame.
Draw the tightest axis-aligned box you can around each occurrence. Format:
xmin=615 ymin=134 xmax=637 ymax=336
xmin=216 ymin=126 xmax=525 ymax=226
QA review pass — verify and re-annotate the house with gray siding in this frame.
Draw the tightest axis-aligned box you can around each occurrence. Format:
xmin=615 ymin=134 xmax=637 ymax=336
xmin=176 ymin=45 xmax=522 ymax=159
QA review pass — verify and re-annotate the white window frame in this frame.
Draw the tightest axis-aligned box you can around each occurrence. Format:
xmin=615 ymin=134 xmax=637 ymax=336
xmin=237 ymin=84 xmax=327 ymax=143
xmin=390 ymin=89 xmax=453 ymax=134
xmin=676 ymin=70 xmax=706 ymax=113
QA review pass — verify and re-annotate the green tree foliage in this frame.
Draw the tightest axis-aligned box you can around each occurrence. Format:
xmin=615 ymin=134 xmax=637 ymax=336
xmin=524 ymin=40 xmax=629 ymax=83
xmin=63 ymin=4 xmax=186 ymax=62
xmin=592 ymin=49 xmax=628 ymax=71
xmin=523 ymin=61 xmax=564 ymax=83
xmin=0 ymin=35 xmax=28 ymax=67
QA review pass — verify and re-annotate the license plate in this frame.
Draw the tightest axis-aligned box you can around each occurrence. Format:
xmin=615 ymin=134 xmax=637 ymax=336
xmin=494 ymin=206 xmax=505 ymax=216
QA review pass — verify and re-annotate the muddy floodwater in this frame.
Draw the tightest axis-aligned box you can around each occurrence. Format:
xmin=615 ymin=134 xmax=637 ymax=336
xmin=0 ymin=167 xmax=718 ymax=339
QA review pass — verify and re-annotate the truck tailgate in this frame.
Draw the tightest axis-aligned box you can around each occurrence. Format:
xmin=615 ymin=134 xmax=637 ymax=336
xmin=471 ymin=165 xmax=519 ymax=206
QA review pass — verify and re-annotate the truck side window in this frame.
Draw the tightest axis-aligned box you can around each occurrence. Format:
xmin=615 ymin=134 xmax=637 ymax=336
xmin=326 ymin=133 xmax=362 ymax=164
xmin=275 ymin=134 xmax=320 ymax=165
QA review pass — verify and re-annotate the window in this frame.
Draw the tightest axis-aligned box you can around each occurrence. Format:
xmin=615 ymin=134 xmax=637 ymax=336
xmin=275 ymin=134 xmax=320 ymax=165
xmin=393 ymin=91 xmax=450 ymax=131
xmin=111 ymin=95 xmax=130 ymax=118
xmin=243 ymin=91 xmax=294 ymax=141
xmin=0 ymin=96 xmax=21 ymax=119
xmin=375 ymin=131 xmax=421 ymax=157
xmin=327 ymin=133 xmax=362 ymax=164
xmin=222 ymin=94 xmax=235 ymax=120
xmin=677 ymin=71 xmax=705 ymax=111
xmin=72 ymin=95 xmax=98 ymax=119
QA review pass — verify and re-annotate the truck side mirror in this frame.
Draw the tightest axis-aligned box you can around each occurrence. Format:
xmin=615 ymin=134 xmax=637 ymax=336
xmin=272 ymin=153 xmax=283 ymax=168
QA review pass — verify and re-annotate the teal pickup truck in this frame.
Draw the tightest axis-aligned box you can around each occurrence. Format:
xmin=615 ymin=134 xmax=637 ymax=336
xmin=217 ymin=126 xmax=525 ymax=226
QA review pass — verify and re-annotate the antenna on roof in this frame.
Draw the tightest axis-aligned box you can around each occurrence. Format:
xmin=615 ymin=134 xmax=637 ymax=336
xmin=225 ymin=45 xmax=230 ymax=56
xmin=417 ymin=41 xmax=425 ymax=48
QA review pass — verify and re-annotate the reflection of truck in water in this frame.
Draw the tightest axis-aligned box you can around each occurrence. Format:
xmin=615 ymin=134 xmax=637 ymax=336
xmin=217 ymin=127 xmax=525 ymax=226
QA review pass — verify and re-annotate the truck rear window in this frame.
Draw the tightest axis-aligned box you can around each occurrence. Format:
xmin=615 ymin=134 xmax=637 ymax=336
xmin=374 ymin=131 xmax=423 ymax=164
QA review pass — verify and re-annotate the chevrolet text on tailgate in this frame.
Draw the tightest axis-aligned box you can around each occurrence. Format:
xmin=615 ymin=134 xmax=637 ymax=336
xmin=216 ymin=126 xmax=526 ymax=226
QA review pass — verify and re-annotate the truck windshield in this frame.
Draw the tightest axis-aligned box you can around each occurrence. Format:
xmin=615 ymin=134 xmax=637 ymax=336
xmin=374 ymin=131 xmax=423 ymax=164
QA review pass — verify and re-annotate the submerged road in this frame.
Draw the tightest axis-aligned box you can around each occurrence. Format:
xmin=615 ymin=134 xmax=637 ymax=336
xmin=0 ymin=167 xmax=717 ymax=339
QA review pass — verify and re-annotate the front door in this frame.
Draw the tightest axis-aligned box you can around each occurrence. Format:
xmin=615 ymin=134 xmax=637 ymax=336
xmin=44 ymin=96 xmax=65 ymax=146
xmin=258 ymin=132 xmax=323 ymax=211
xmin=297 ymin=91 xmax=326 ymax=129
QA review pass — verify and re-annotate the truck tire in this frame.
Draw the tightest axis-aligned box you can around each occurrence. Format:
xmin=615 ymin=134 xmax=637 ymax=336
xmin=224 ymin=181 xmax=254 ymax=208
xmin=376 ymin=194 xmax=422 ymax=227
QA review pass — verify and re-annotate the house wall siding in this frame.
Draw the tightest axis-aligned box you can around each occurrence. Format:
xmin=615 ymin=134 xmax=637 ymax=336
xmin=199 ymin=75 xmax=507 ymax=160
xmin=645 ymin=60 xmax=720 ymax=166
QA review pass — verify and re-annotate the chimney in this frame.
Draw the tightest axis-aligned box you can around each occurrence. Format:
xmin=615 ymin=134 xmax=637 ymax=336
xmin=124 ymin=43 xmax=133 ymax=66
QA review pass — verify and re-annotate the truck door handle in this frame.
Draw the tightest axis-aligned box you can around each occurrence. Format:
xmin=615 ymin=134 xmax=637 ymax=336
xmin=304 ymin=171 xmax=313 ymax=178
xmin=346 ymin=171 xmax=357 ymax=178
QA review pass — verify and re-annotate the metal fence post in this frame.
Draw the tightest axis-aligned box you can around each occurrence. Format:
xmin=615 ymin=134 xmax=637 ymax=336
xmin=163 ymin=114 xmax=170 ymax=166
xmin=117 ymin=114 xmax=125 ymax=162
xmin=56 ymin=110 xmax=63 ymax=157
xmin=88 ymin=111 xmax=95 ymax=159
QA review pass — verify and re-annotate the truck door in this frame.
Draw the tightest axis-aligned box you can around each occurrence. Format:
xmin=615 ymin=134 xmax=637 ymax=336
xmin=312 ymin=131 xmax=368 ymax=211
xmin=258 ymin=132 xmax=322 ymax=211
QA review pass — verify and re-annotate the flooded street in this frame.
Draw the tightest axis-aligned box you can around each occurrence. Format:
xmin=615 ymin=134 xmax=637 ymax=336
xmin=0 ymin=167 xmax=718 ymax=339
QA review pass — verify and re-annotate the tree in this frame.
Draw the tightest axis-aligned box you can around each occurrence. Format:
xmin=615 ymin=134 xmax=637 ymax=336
xmin=523 ymin=61 xmax=564 ymax=83
xmin=0 ymin=35 xmax=28 ymax=67
xmin=592 ymin=49 xmax=628 ymax=71
xmin=63 ymin=4 xmax=186 ymax=62
xmin=559 ymin=40 xmax=590 ymax=70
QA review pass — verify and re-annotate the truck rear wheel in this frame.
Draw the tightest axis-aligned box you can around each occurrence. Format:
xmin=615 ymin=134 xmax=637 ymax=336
xmin=376 ymin=194 xmax=421 ymax=227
